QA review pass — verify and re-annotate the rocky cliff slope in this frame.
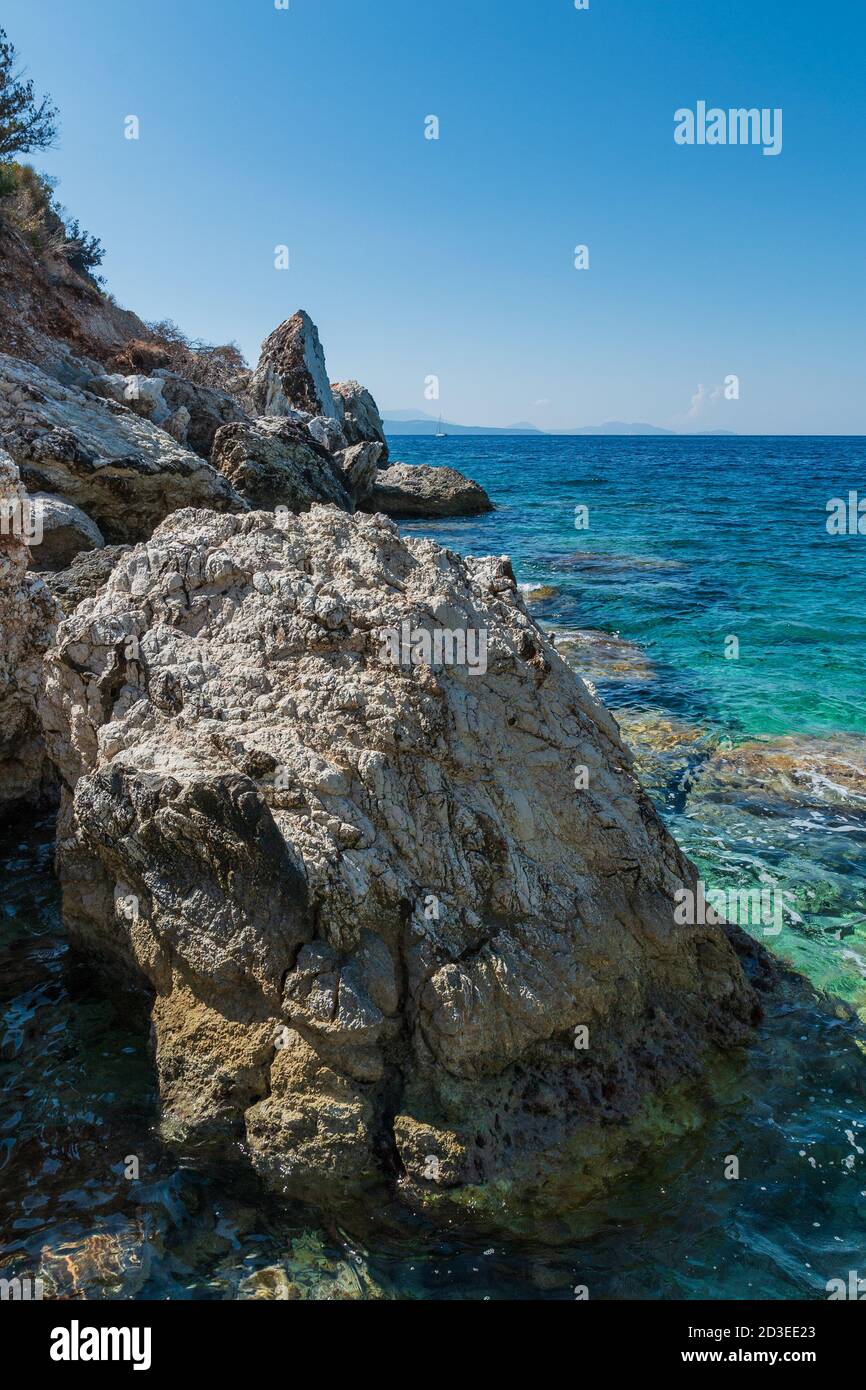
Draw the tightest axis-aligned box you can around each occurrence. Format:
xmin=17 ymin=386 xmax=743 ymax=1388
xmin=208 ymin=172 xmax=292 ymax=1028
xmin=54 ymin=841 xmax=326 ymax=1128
xmin=0 ymin=216 xmax=149 ymax=384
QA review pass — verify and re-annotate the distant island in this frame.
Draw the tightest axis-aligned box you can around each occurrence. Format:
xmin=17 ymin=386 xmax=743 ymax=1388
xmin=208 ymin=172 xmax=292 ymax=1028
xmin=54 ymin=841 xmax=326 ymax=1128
xmin=383 ymin=411 xmax=738 ymax=437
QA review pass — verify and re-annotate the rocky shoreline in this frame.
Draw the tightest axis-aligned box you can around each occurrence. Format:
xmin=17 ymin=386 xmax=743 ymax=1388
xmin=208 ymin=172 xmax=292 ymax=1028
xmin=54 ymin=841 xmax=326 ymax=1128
xmin=0 ymin=270 xmax=785 ymax=1221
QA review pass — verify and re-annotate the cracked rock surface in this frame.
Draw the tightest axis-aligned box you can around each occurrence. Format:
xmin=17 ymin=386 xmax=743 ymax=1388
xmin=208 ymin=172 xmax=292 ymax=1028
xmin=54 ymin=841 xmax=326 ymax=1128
xmin=39 ymin=504 xmax=758 ymax=1207
xmin=249 ymin=312 xmax=340 ymax=421
xmin=0 ymin=353 xmax=246 ymax=542
xmin=210 ymin=416 xmax=353 ymax=512
xmin=331 ymin=380 xmax=389 ymax=460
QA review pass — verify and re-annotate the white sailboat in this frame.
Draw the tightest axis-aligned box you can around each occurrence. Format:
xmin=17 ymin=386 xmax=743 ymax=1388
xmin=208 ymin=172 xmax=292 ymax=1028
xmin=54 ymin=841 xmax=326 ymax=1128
xmin=434 ymin=415 xmax=446 ymax=438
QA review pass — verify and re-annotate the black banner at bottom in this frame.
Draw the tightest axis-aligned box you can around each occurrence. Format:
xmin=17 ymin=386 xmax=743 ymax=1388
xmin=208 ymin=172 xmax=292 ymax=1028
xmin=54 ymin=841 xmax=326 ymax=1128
xmin=2 ymin=1297 xmax=857 ymax=1375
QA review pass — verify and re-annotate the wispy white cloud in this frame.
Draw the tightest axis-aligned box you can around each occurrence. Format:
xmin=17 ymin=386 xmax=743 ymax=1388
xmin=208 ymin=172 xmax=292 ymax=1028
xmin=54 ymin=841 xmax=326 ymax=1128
xmin=685 ymin=382 xmax=724 ymax=420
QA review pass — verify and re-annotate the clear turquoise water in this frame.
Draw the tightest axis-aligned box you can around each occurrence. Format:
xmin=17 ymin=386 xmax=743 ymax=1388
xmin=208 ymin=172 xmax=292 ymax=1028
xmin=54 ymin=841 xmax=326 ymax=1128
xmin=2 ymin=435 xmax=866 ymax=1300
xmin=397 ymin=435 xmax=866 ymax=738
xmin=399 ymin=436 xmax=866 ymax=1003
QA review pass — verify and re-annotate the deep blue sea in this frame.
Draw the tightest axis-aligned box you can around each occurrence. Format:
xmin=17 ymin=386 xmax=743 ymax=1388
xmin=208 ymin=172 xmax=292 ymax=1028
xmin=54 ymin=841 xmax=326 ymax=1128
xmin=2 ymin=435 xmax=866 ymax=1300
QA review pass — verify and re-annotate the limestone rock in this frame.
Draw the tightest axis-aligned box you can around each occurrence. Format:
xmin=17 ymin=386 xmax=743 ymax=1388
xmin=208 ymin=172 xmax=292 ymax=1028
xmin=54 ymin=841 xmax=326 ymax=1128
xmin=0 ymin=353 xmax=246 ymax=543
xmin=210 ymin=417 xmax=352 ymax=512
xmin=41 ymin=505 xmax=758 ymax=1208
xmin=0 ymin=450 xmax=57 ymax=813
xmin=153 ymin=371 xmax=248 ymax=458
xmin=28 ymin=493 xmax=105 ymax=572
xmin=331 ymin=380 xmax=389 ymax=461
xmin=306 ymin=416 xmax=348 ymax=455
xmin=334 ymin=442 xmax=384 ymax=505
xmin=161 ymin=405 xmax=192 ymax=446
xmin=41 ymin=544 xmax=131 ymax=616
xmin=86 ymin=370 xmax=247 ymax=459
xmin=84 ymin=372 xmax=170 ymax=423
xmin=249 ymin=312 xmax=340 ymax=420
xmin=86 ymin=370 xmax=192 ymax=447
xmin=364 ymin=462 xmax=493 ymax=518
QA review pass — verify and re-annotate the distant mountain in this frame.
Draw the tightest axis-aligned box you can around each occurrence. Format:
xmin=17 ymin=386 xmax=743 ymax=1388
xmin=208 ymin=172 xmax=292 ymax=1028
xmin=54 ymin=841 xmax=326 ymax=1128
xmin=383 ymin=412 xmax=541 ymax=436
xmin=383 ymin=412 xmax=738 ymax=438
xmin=562 ymin=421 xmax=675 ymax=436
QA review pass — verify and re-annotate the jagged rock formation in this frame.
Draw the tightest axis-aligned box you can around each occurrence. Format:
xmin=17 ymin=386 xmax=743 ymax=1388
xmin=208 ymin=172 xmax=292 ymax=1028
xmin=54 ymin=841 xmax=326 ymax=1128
xmin=364 ymin=463 xmax=493 ymax=518
xmin=331 ymin=380 xmax=389 ymax=461
xmin=210 ymin=417 xmax=352 ymax=512
xmin=29 ymin=492 xmax=105 ymax=571
xmin=0 ymin=354 xmax=246 ymax=542
xmin=334 ymin=442 xmax=384 ymax=505
xmin=40 ymin=505 xmax=758 ymax=1209
xmin=249 ymin=312 xmax=340 ymax=420
xmin=0 ymin=451 xmax=57 ymax=814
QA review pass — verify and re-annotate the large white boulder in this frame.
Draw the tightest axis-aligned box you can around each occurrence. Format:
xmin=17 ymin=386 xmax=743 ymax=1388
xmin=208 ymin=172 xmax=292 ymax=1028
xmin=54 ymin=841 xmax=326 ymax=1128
xmin=40 ymin=505 xmax=758 ymax=1210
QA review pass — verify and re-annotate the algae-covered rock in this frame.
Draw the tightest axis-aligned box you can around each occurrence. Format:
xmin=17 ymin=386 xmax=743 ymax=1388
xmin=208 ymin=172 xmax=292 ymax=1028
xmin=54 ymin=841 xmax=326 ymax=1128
xmin=237 ymin=1234 xmax=389 ymax=1301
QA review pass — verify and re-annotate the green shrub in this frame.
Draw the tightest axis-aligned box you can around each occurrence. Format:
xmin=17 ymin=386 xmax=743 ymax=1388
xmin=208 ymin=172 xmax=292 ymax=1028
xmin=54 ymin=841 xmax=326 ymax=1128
xmin=0 ymin=160 xmax=105 ymax=280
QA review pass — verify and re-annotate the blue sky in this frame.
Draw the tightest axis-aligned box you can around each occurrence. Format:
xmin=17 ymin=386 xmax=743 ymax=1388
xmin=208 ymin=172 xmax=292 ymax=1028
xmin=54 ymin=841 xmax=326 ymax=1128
xmin=3 ymin=0 xmax=864 ymax=432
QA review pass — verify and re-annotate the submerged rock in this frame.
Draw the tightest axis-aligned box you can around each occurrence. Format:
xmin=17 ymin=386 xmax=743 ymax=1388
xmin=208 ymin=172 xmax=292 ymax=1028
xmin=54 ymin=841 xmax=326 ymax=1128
xmin=0 ymin=451 xmax=57 ymax=813
xmin=552 ymin=627 xmax=657 ymax=686
xmin=236 ymin=1234 xmax=389 ymax=1301
xmin=364 ymin=463 xmax=494 ymax=518
xmin=692 ymin=734 xmax=866 ymax=815
xmin=249 ymin=311 xmax=340 ymax=420
xmin=37 ymin=1224 xmax=151 ymax=1300
xmin=545 ymin=549 xmax=687 ymax=576
xmin=616 ymin=711 xmax=713 ymax=807
xmin=40 ymin=506 xmax=758 ymax=1212
xmin=210 ymin=417 xmax=352 ymax=512
xmin=0 ymin=354 xmax=245 ymax=543
xmin=519 ymin=583 xmax=560 ymax=606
